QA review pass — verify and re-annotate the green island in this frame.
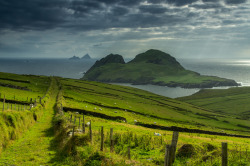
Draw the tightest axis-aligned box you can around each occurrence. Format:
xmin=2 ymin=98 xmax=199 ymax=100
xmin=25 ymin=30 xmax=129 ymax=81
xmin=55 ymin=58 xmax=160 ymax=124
xmin=82 ymin=49 xmax=238 ymax=88
xmin=0 ymin=71 xmax=249 ymax=165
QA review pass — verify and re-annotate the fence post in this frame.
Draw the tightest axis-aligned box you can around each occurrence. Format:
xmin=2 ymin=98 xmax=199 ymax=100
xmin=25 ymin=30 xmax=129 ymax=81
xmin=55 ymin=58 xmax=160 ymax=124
xmin=222 ymin=142 xmax=228 ymax=166
xmin=82 ymin=114 xmax=85 ymax=133
xmin=164 ymin=144 xmax=172 ymax=166
xmin=72 ymin=126 xmax=75 ymax=137
xmin=170 ymin=131 xmax=179 ymax=164
xmin=110 ymin=128 xmax=114 ymax=152
xmin=100 ymin=126 xmax=104 ymax=151
xmin=79 ymin=117 xmax=81 ymax=129
xmin=2 ymin=95 xmax=5 ymax=111
xmin=89 ymin=120 xmax=92 ymax=143
xmin=70 ymin=114 xmax=72 ymax=123
xmin=40 ymin=97 xmax=42 ymax=104
xmin=127 ymin=146 xmax=131 ymax=160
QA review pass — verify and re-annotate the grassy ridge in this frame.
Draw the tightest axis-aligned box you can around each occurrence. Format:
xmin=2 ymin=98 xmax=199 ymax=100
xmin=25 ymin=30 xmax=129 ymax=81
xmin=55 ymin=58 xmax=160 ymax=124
xmin=178 ymin=87 xmax=250 ymax=121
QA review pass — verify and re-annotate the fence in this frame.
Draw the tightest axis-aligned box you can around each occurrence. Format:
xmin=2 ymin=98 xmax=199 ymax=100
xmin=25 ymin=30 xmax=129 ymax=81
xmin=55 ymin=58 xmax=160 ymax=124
xmin=0 ymin=93 xmax=41 ymax=111
xmin=67 ymin=113 xmax=249 ymax=166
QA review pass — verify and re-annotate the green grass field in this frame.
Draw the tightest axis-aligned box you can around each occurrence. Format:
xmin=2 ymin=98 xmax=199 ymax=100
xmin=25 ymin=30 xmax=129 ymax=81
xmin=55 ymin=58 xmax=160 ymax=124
xmin=0 ymin=72 xmax=249 ymax=165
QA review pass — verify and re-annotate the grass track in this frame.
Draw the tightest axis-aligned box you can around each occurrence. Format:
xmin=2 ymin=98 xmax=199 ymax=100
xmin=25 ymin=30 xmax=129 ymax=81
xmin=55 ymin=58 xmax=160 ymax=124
xmin=0 ymin=78 xmax=59 ymax=166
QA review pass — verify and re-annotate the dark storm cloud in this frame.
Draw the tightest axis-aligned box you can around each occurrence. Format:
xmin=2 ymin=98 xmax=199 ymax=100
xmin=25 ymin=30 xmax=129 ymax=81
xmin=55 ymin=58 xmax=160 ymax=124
xmin=167 ymin=0 xmax=199 ymax=6
xmin=1 ymin=0 xmax=248 ymax=33
xmin=139 ymin=5 xmax=168 ymax=14
xmin=202 ymin=0 xmax=219 ymax=2
xmin=111 ymin=6 xmax=129 ymax=16
xmin=70 ymin=0 xmax=103 ymax=13
xmin=0 ymin=0 xmax=68 ymax=31
xmin=225 ymin=0 xmax=247 ymax=4
xmin=190 ymin=3 xmax=223 ymax=9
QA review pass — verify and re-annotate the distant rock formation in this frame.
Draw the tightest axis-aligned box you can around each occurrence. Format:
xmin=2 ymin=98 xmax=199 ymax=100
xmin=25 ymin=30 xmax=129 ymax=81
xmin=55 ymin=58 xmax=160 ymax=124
xmin=81 ymin=54 xmax=91 ymax=60
xmin=69 ymin=56 xmax=80 ymax=60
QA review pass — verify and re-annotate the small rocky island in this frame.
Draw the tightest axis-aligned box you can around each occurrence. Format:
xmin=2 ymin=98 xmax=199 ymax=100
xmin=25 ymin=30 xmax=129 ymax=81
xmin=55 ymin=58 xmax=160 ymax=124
xmin=69 ymin=54 xmax=92 ymax=60
xmin=82 ymin=49 xmax=238 ymax=88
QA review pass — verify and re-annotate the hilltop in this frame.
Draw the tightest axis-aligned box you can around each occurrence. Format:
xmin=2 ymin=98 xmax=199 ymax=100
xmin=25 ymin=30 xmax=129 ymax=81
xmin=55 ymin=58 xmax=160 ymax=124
xmin=82 ymin=49 xmax=238 ymax=88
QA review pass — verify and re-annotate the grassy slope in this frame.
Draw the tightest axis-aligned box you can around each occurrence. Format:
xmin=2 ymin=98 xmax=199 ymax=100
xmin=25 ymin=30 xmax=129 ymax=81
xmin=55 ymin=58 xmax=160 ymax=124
xmin=58 ymin=78 xmax=250 ymax=165
xmin=178 ymin=87 xmax=250 ymax=120
xmin=0 ymin=72 xmax=50 ymax=102
xmin=61 ymin=78 xmax=250 ymax=135
xmin=0 ymin=78 xmax=59 ymax=166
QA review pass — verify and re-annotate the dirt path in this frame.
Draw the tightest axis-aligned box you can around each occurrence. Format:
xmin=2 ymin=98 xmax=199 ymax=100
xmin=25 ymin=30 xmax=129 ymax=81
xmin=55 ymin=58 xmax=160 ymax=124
xmin=0 ymin=78 xmax=59 ymax=166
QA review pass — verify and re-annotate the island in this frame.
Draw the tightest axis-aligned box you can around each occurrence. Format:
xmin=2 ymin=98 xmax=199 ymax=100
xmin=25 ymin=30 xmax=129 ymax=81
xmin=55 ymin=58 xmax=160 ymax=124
xmin=81 ymin=54 xmax=91 ymax=60
xmin=69 ymin=55 xmax=80 ymax=60
xmin=82 ymin=49 xmax=239 ymax=88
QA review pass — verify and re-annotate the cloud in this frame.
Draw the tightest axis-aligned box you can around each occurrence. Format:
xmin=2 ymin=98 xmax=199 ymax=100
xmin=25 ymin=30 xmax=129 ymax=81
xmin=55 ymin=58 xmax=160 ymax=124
xmin=167 ymin=0 xmax=199 ymax=6
xmin=0 ymin=0 xmax=249 ymax=58
xmin=139 ymin=5 xmax=168 ymax=14
xmin=224 ymin=0 xmax=247 ymax=5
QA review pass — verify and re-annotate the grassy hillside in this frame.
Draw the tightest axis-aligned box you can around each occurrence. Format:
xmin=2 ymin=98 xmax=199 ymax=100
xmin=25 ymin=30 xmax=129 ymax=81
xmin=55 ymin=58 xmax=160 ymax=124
xmin=178 ymin=87 xmax=250 ymax=121
xmin=83 ymin=49 xmax=238 ymax=88
xmin=0 ymin=72 xmax=249 ymax=165
xmin=61 ymin=78 xmax=250 ymax=135
xmin=0 ymin=72 xmax=53 ymax=154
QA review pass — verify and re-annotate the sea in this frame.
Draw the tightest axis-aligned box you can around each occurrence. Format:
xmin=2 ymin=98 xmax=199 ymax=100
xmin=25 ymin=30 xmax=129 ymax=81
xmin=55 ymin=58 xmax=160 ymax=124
xmin=1 ymin=58 xmax=250 ymax=98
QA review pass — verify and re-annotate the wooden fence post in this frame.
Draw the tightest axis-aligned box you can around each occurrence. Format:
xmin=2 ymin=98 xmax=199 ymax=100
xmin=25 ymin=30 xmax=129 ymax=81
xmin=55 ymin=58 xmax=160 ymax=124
xmin=2 ymin=95 xmax=5 ymax=111
xmin=82 ymin=114 xmax=85 ymax=133
xmin=127 ymin=146 xmax=131 ymax=160
xmin=164 ymin=144 xmax=172 ymax=166
xmin=30 ymin=98 xmax=32 ymax=104
xmin=222 ymin=142 xmax=228 ymax=166
xmin=79 ymin=117 xmax=81 ymax=128
xmin=89 ymin=120 xmax=92 ymax=143
xmin=70 ymin=114 xmax=72 ymax=123
xmin=110 ymin=128 xmax=114 ymax=152
xmin=72 ymin=126 xmax=75 ymax=137
xmin=74 ymin=116 xmax=76 ymax=124
xmin=100 ymin=126 xmax=104 ymax=151
xmin=170 ymin=131 xmax=179 ymax=164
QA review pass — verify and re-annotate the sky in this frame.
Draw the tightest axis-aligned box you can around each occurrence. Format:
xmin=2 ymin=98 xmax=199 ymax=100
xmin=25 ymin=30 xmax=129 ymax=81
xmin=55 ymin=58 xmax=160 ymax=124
xmin=0 ymin=0 xmax=249 ymax=59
